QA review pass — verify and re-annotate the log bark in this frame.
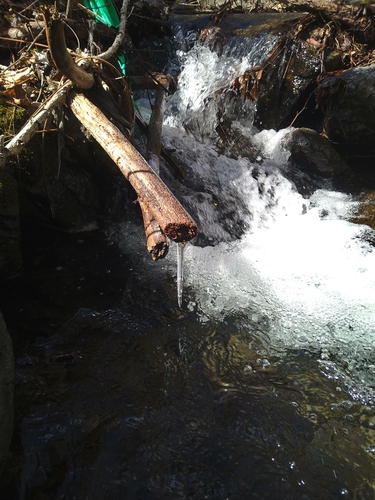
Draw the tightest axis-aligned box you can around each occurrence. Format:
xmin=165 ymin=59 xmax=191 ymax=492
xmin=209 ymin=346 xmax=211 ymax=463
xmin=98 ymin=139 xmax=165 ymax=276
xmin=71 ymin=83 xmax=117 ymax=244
xmin=139 ymin=205 xmax=169 ymax=259
xmin=67 ymin=91 xmax=197 ymax=243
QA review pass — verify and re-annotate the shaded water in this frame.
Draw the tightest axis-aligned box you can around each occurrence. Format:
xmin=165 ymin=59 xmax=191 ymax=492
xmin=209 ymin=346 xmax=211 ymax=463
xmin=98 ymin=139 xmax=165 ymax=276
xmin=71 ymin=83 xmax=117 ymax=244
xmin=2 ymin=225 xmax=375 ymax=499
xmin=2 ymin=26 xmax=375 ymax=500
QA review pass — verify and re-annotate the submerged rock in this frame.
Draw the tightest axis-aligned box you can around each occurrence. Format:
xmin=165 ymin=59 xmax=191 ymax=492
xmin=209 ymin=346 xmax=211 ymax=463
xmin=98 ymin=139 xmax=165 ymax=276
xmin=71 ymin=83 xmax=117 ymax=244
xmin=0 ymin=311 xmax=14 ymax=477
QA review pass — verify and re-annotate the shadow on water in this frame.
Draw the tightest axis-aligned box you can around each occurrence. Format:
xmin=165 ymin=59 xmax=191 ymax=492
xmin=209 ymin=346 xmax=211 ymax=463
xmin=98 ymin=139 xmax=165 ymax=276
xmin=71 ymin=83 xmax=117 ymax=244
xmin=1 ymin=222 xmax=375 ymax=499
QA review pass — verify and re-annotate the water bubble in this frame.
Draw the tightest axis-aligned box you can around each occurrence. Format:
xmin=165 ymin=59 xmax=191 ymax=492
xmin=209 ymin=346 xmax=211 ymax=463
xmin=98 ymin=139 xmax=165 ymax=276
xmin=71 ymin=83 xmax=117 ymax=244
xmin=310 ymin=413 xmax=318 ymax=421
xmin=289 ymin=461 xmax=296 ymax=469
xmin=341 ymin=400 xmax=353 ymax=409
xmin=366 ymin=445 xmax=375 ymax=453
xmin=340 ymin=488 xmax=349 ymax=495
xmin=262 ymin=359 xmax=271 ymax=369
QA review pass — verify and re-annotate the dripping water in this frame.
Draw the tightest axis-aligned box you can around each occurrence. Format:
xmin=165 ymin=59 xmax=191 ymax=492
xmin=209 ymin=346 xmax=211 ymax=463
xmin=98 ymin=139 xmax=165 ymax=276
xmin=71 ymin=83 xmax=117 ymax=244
xmin=176 ymin=241 xmax=185 ymax=307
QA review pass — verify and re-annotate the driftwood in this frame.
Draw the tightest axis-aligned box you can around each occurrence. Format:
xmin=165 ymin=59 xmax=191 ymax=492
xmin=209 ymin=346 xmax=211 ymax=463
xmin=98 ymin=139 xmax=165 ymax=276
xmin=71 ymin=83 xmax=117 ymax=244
xmin=68 ymin=91 xmax=197 ymax=243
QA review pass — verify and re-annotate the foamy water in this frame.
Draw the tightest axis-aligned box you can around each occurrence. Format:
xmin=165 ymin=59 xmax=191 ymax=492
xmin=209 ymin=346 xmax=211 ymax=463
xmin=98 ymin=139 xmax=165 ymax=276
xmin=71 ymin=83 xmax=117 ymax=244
xmin=137 ymin=42 xmax=375 ymax=403
xmin=171 ymin=126 xmax=375 ymax=402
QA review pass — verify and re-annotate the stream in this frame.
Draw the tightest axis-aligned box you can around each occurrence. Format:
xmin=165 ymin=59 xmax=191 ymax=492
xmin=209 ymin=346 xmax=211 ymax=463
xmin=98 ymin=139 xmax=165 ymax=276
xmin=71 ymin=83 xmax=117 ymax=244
xmin=2 ymin=21 xmax=375 ymax=500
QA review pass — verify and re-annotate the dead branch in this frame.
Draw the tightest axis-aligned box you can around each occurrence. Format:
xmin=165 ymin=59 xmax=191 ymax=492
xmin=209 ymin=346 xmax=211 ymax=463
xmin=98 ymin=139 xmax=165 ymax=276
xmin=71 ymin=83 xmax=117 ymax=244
xmin=43 ymin=9 xmax=94 ymax=90
xmin=4 ymin=81 xmax=73 ymax=157
xmin=96 ymin=0 xmax=130 ymax=61
xmin=67 ymin=91 xmax=197 ymax=243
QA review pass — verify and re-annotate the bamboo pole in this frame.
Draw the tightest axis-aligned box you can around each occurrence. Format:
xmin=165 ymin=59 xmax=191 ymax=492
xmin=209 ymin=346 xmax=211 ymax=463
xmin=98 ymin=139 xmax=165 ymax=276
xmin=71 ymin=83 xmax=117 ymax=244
xmin=67 ymin=91 xmax=197 ymax=243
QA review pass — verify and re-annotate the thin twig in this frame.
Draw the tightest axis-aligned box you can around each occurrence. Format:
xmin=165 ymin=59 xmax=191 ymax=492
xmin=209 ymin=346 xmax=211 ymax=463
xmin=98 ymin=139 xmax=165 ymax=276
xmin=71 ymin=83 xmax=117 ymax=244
xmin=96 ymin=0 xmax=130 ymax=61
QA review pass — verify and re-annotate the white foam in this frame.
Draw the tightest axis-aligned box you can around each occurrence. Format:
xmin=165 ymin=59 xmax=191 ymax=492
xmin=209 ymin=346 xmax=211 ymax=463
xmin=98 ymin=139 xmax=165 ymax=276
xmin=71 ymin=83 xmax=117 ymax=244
xmin=157 ymin=42 xmax=375 ymax=402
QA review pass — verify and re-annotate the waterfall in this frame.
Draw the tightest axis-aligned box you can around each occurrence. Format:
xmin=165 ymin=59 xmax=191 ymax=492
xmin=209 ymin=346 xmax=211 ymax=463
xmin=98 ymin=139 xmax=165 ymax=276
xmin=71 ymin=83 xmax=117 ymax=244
xmin=158 ymin=41 xmax=375 ymax=404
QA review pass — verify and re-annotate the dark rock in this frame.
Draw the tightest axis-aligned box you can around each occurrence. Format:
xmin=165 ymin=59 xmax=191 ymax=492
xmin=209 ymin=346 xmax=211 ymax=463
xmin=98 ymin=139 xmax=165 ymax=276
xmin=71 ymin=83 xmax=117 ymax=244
xmin=255 ymin=41 xmax=321 ymax=131
xmin=321 ymin=64 xmax=375 ymax=154
xmin=0 ymin=311 xmax=14 ymax=477
xmin=288 ymin=128 xmax=352 ymax=179
xmin=0 ymin=172 xmax=22 ymax=279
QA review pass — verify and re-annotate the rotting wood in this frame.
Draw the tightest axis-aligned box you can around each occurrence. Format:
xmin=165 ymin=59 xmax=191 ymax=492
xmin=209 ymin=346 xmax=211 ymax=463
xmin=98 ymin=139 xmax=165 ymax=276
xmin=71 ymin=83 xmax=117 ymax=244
xmin=139 ymin=206 xmax=169 ymax=259
xmin=67 ymin=91 xmax=197 ymax=243
xmin=43 ymin=9 xmax=94 ymax=90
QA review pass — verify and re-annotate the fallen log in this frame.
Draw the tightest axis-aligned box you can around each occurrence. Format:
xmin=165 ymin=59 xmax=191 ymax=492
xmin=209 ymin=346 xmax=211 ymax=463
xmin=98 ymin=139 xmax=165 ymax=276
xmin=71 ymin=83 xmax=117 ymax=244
xmin=139 ymin=206 xmax=169 ymax=259
xmin=67 ymin=91 xmax=197 ymax=243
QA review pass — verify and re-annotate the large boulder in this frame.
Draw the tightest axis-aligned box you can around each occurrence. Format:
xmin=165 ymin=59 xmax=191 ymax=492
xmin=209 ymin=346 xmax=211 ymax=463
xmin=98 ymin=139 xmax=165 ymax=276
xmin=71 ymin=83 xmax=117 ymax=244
xmin=320 ymin=64 xmax=375 ymax=154
xmin=288 ymin=128 xmax=352 ymax=179
xmin=0 ymin=311 xmax=14 ymax=476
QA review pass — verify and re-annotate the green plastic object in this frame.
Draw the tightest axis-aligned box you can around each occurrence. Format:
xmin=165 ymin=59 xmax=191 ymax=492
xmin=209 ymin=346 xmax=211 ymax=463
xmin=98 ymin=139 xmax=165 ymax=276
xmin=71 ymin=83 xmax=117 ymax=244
xmin=83 ymin=0 xmax=127 ymax=75
xmin=84 ymin=0 xmax=119 ymax=27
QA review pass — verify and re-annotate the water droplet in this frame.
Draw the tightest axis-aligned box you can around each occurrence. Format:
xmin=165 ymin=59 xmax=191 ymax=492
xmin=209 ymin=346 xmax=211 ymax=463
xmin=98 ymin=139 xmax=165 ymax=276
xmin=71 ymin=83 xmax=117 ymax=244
xmin=289 ymin=461 xmax=296 ymax=469
xmin=310 ymin=413 xmax=318 ymax=421
xmin=340 ymin=488 xmax=349 ymax=495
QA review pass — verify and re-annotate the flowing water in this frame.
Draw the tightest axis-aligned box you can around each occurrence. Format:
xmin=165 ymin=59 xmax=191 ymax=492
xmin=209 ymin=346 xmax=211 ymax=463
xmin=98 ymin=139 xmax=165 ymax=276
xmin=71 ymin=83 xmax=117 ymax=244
xmin=2 ymin=30 xmax=375 ymax=499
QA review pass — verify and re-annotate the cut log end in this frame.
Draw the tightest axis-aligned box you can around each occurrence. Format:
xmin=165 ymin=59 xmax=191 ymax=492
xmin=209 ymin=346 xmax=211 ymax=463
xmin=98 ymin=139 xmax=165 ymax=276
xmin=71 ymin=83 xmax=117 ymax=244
xmin=149 ymin=240 xmax=169 ymax=261
xmin=165 ymin=222 xmax=197 ymax=243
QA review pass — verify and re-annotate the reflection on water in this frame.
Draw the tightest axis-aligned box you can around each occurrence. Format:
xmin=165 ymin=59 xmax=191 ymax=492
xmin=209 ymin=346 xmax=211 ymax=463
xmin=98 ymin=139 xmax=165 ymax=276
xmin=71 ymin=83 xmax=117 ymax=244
xmin=1 ymin=226 xmax=375 ymax=499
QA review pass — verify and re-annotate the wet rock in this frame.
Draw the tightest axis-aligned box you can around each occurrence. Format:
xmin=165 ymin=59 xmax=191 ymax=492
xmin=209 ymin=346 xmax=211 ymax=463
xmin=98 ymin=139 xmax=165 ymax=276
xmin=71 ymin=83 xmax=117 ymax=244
xmin=46 ymin=160 xmax=100 ymax=232
xmin=321 ymin=64 xmax=375 ymax=154
xmin=350 ymin=191 xmax=375 ymax=230
xmin=0 ymin=311 xmax=14 ymax=477
xmin=288 ymin=128 xmax=352 ymax=179
xmin=255 ymin=41 xmax=321 ymax=131
xmin=18 ymin=148 xmax=101 ymax=232
xmin=0 ymin=172 xmax=22 ymax=279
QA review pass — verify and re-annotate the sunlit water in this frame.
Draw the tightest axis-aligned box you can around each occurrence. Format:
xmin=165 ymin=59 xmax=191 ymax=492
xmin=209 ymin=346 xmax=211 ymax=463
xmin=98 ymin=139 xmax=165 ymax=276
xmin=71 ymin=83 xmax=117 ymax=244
xmin=161 ymin=42 xmax=375 ymax=405
xmin=2 ymin=28 xmax=375 ymax=500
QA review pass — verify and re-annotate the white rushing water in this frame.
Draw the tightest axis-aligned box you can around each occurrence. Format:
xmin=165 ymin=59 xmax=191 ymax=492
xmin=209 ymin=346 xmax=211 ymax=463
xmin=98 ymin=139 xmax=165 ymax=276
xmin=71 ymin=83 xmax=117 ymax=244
xmin=135 ymin=40 xmax=375 ymax=403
